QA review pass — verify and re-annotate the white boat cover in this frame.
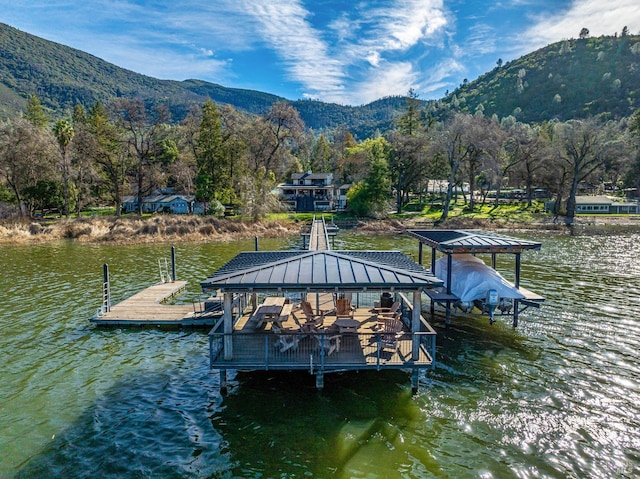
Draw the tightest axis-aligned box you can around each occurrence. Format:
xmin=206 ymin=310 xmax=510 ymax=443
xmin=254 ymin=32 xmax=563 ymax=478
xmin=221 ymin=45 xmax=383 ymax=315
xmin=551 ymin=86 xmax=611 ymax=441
xmin=435 ymin=254 xmax=525 ymax=302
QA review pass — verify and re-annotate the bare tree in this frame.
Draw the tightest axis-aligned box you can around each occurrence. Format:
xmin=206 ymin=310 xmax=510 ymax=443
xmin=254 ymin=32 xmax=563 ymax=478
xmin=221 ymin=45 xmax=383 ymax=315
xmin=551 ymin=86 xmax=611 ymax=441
xmin=432 ymin=113 xmax=476 ymax=222
xmin=0 ymin=117 xmax=56 ymax=216
xmin=555 ymin=118 xmax=620 ymax=224
xmin=113 ymin=98 xmax=169 ymax=214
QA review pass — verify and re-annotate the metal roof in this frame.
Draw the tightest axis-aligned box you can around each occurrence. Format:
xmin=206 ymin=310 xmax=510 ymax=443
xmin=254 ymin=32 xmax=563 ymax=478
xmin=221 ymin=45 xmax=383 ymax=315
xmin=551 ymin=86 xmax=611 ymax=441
xmin=407 ymin=229 xmax=541 ymax=254
xmin=200 ymin=250 xmax=443 ymax=293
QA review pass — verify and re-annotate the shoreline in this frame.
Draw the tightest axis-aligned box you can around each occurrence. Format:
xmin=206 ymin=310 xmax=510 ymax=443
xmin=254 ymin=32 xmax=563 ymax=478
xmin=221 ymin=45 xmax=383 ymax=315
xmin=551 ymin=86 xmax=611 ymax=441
xmin=0 ymin=214 xmax=638 ymax=245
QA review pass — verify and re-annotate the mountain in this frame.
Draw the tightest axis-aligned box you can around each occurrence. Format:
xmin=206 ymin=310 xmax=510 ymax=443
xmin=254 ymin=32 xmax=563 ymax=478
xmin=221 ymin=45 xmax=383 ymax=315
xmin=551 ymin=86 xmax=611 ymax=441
xmin=0 ymin=22 xmax=405 ymax=137
xmin=437 ymin=34 xmax=640 ymax=123
xmin=1 ymin=21 xmax=639 ymax=134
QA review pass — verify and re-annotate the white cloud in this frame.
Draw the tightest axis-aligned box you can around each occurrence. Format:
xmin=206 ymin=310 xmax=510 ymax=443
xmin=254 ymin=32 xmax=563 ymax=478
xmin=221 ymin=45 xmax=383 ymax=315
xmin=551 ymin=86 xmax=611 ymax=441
xmin=354 ymin=62 xmax=418 ymax=104
xmin=518 ymin=0 xmax=640 ymax=54
xmin=236 ymin=0 xmax=347 ymax=99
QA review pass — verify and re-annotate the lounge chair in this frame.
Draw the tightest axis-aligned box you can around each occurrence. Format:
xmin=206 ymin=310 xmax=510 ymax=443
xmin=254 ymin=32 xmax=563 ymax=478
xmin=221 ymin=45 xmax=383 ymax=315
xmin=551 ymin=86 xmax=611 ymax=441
xmin=372 ymin=301 xmax=401 ymax=316
xmin=336 ymin=297 xmax=355 ymax=320
xmin=314 ymin=331 xmax=341 ymax=356
xmin=380 ymin=317 xmax=403 ymax=350
xmin=375 ymin=311 xmax=401 ymax=330
xmin=271 ymin=324 xmax=303 ymax=353
xmin=298 ymin=300 xmax=326 ymax=327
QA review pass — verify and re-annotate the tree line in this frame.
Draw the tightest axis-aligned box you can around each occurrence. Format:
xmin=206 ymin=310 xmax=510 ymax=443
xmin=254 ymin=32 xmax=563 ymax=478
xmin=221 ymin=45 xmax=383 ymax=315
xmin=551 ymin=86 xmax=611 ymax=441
xmin=1 ymin=92 xmax=639 ymax=225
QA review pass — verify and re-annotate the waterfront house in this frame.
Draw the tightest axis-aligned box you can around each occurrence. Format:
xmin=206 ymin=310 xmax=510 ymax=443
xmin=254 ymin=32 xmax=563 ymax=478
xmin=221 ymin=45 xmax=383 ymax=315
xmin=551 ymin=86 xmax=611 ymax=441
xmin=277 ymin=172 xmax=337 ymax=212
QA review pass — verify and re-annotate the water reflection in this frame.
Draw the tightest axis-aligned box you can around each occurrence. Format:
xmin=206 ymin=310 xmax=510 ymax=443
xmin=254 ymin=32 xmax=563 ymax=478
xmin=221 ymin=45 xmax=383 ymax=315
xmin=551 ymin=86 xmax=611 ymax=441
xmin=3 ymin=232 xmax=640 ymax=478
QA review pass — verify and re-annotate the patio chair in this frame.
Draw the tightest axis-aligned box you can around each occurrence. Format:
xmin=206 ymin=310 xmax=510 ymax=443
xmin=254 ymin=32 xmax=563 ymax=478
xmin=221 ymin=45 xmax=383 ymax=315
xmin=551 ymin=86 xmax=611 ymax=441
xmin=380 ymin=317 xmax=403 ymax=350
xmin=372 ymin=301 xmax=401 ymax=316
xmin=271 ymin=324 xmax=303 ymax=353
xmin=336 ymin=297 xmax=355 ymax=320
xmin=375 ymin=311 xmax=401 ymax=331
xmin=299 ymin=300 xmax=326 ymax=328
xmin=314 ymin=331 xmax=341 ymax=356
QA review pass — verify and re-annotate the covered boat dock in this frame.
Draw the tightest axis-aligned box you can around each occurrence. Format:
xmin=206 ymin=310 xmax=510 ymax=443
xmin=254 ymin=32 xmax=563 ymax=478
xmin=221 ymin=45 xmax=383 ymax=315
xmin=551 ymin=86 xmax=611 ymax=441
xmin=201 ymin=249 xmax=443 ymax=391
xmin=408 ymin=229 xmax=544 ymax=327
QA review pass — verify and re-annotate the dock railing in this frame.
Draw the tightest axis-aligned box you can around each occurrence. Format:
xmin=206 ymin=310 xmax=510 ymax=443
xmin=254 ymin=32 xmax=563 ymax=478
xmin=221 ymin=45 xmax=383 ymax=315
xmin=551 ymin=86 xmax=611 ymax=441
xmin=208 ymin=330 xmax=434 ymax=372
xmin=208 ymin=291 xmax=438 ymax=372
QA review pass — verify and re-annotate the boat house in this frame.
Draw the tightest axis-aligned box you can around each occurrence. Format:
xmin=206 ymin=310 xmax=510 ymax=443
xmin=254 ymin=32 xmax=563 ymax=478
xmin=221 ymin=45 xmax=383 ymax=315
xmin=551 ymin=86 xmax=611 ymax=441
xmin=201 ymin=246 xmax=443 ymax=391
xmin=408 ymin=229 xmax=544 ymax=327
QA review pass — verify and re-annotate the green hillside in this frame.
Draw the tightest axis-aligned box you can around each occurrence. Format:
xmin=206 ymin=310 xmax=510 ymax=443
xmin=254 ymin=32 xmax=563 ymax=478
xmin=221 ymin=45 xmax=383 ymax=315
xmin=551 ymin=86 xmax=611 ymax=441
xmin=439 ymin=35 xmax=640 ymax=122
xmin=1 ymin=21 xmax=639 ymax=132
xmin=0 ymin=22 xmax=405 ymax=135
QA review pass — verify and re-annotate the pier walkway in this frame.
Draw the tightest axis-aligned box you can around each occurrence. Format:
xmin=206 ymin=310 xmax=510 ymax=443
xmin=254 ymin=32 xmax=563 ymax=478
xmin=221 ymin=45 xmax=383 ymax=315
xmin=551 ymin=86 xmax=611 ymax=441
xmin=308 ymin=217 xmax=330 ymax=251
xmin=90 ymin=280 xmax=220 ymax=327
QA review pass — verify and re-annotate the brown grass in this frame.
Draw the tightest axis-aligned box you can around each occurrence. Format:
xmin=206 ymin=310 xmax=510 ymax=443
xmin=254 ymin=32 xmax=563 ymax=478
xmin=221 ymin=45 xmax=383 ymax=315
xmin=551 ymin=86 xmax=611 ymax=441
xmin=0 ymin=215 xmax=301 ymax=245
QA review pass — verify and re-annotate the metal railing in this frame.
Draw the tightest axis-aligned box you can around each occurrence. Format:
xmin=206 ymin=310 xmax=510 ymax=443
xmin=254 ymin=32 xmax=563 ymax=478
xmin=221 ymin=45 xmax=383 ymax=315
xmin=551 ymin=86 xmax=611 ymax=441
xmin=208 ymin=330 xmax=434 ymax=372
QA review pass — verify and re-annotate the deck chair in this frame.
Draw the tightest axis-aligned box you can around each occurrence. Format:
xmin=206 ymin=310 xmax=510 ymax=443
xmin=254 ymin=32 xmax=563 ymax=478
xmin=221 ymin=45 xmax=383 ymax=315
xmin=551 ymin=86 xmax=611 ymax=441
xmin=380 ymin=317 xmax=403 ymax=350
xmin=336 ymin=298 xmax=355 ymax=320
xmin=272 ymin=324 xmax=302 ymax=353
xmin=374 ymin=301 xmax=401 ymax=329
xmin=299 ymin=300 xmax=325 ymax=328
xmin=375 ymin=311 xmax=401 ymax=331
xmin=314 ymin=331 xmax=341 ymax=356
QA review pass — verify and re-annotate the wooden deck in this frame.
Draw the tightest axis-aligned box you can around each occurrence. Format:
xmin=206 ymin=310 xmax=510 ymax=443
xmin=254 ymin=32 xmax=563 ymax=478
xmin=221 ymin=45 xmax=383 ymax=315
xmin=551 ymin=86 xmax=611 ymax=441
xmin=90 ymin=281 xmax=220 ymax=327
xmin=209 ymin=303 xmax=435 ymax=371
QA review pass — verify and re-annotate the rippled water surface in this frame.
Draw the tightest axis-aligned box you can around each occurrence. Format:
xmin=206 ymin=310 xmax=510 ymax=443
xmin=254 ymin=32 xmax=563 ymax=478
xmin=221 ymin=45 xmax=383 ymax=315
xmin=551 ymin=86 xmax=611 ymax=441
xmin=1 ymin=232 xmax=639 ymax=478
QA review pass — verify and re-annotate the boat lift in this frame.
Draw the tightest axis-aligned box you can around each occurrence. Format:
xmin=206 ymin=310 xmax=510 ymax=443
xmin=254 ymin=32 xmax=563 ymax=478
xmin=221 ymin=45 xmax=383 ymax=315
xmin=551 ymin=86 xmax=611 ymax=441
xmin=407 ymin=229 xmax=545 ymax=327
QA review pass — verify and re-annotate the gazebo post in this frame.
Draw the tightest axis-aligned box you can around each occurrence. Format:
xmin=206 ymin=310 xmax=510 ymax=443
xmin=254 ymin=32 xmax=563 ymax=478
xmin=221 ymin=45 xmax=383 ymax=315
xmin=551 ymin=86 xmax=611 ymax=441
xmin=223 ymin=292 xmax=233 ymax=360
xmin=446 ymin=253 xmax=453 ymax=326
xmin=513 ymin=253 xmax=522 ymax=327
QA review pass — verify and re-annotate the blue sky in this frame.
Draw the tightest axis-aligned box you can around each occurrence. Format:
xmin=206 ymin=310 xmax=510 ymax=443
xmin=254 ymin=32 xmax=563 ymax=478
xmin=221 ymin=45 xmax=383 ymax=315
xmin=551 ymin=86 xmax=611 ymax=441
xmin=2 ymin=0 xmax=639 ymax=105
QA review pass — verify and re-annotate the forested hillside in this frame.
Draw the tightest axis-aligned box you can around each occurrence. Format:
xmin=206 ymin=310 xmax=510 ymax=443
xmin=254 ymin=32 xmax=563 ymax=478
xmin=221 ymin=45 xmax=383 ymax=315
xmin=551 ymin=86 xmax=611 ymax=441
xmin=437 ymin=34 xmax=640 ymax=122
xmin=4 ymin=20 xmax=639 ymax=135
xmin=0 ymin=22 xmax=404 ymax=135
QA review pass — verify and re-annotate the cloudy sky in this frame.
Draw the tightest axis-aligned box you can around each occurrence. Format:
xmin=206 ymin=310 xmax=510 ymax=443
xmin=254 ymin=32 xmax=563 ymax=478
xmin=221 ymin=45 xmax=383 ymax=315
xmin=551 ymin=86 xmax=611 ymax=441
xmin=2 ymin=0 xmax=639 ymax=105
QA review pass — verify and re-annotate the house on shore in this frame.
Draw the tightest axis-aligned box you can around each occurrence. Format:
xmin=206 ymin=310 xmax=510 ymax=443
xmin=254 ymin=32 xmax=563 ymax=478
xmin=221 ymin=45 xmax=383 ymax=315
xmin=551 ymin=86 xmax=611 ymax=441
xmin=574 ymin=195 xmax=639 ymax=214
xmin=123 ymin=194 xmax=196 ymax=214
xmin=277 ymin=172 xmax=346 ymax=212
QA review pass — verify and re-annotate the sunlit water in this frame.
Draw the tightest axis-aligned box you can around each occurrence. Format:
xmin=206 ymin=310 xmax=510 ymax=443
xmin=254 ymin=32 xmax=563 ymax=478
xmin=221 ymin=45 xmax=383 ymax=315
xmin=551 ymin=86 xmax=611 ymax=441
xmin=1 ymin=231 xmax=639 ymax=478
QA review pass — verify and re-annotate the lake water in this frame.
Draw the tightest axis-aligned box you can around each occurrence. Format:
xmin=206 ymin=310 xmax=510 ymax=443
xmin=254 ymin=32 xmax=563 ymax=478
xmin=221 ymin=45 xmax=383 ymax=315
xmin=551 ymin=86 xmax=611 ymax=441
xmin=1 ymin=231 xmax=639 ymax=478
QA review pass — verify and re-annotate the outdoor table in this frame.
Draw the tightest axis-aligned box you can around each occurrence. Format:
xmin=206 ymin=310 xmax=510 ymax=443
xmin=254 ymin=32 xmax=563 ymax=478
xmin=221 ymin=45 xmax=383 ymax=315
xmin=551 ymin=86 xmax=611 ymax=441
xmin=334 ymin=318 xmax=359 ymax=333
xmin=253 ymin=297 xmax=289 ymax=328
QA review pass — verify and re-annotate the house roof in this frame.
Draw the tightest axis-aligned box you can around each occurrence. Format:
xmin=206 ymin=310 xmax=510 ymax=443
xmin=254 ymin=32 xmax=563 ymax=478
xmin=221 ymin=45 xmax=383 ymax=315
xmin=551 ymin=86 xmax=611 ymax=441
xmin=407 ymin=229 xmax=541 ymax=254
xmin=200 ymin=250 xmax=443 ymax=293
xmin=575 ymin=195 xmax=613 ymax=204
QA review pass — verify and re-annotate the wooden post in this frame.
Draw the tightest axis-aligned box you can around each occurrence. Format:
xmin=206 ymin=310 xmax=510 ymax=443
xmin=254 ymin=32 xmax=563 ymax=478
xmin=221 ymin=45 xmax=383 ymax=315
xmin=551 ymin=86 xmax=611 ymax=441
xmin=255 ymin=236 xmax=259 ymax=251
xmin=418 ymin=242 xmax=423 ymax=265
xmin=171 ymin=246 xmax=176 ymax=282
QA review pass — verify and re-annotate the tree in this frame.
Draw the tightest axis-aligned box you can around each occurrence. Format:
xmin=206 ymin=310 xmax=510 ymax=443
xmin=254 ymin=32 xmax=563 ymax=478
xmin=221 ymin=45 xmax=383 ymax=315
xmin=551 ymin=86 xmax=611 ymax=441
xmin=0 ymin=117 xmax=55 ymax=215
xmin=579 ymin=27 xmax=590 ymax=39
xmin=388 ymin=89 xmax=431 ymax=212
xmin=432 ymin=113 xmax=477 ymax=222
xmin=113 ymin=98 xmax=169 ymax=214
xmin=310 ymin=134 xmax=333 ymax=172
xmin=507 ymin=122 xmax=549 ymax=206
xmin=345 ymin=137 xmax=392 ymax=218
xmin=556 ymin=118 xmax=619 ymax=224
xmin=195 ymin=99 xmax=228 ymax=209
xmin=22 ymin=179 xmax=64 ymax=216
xmin=25 ymin=94 xmax=49 ymax=129
xmin=53 ymin=119 xmax=74 ymax=217
xmin=82 ymin=102 xmax=128 ymax=216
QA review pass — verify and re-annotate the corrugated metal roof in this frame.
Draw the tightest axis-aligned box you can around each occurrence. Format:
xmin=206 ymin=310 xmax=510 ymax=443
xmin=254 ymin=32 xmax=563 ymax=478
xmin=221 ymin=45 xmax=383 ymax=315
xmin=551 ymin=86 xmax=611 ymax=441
xmin=201 ymin=250 xmax=442 ymax=293
xmin=407 ymin=229 xmax=541 ymax=253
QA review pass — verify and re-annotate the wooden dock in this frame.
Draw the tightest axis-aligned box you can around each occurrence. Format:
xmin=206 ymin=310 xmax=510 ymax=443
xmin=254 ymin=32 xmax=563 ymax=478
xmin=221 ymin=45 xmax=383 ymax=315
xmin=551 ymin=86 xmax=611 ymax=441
xmin=90 ymin=281 xmax=220 ymax=327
